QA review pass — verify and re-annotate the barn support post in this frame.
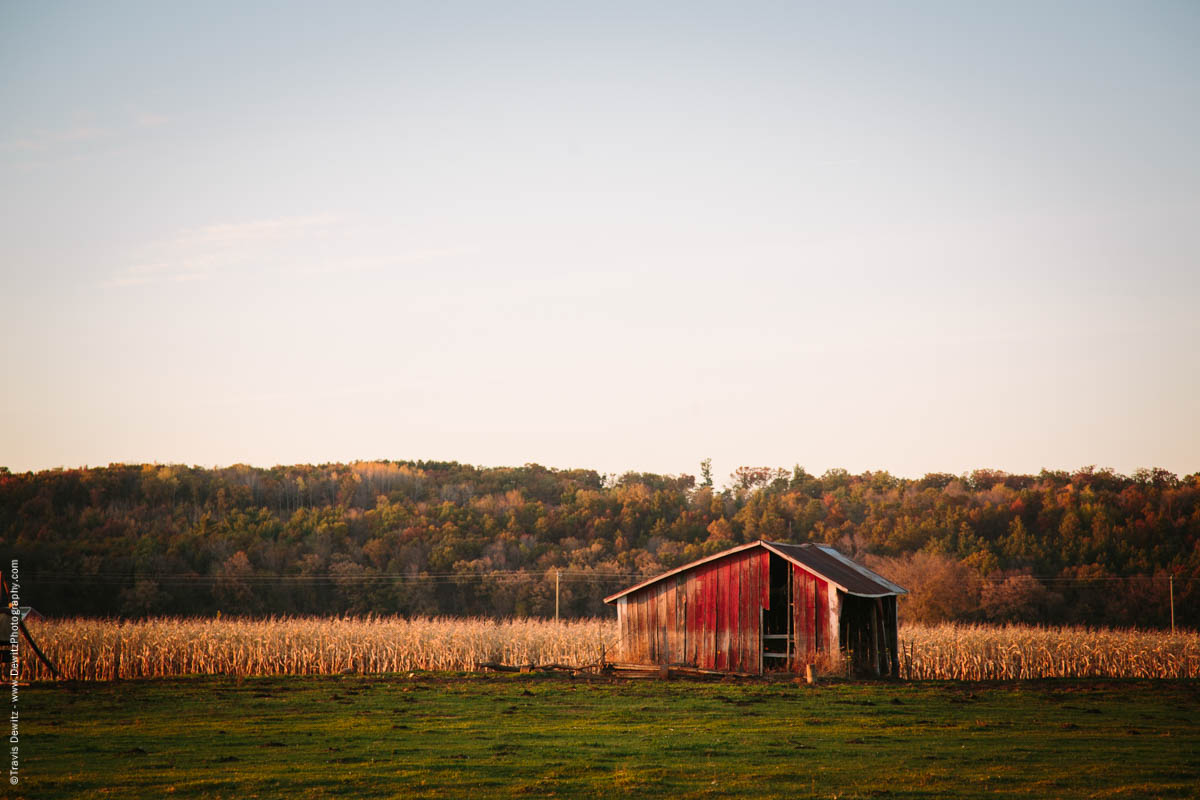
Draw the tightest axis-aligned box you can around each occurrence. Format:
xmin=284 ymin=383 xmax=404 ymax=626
xmin=877 ymin=597 xmax=890 ymax=677
xmin=786 ymin=565 xmax=793 ymax=671
xmin=759 ymin=606 xmax=764 ymax=675
xmin=887 ymin=596 xmax=900 ymax=678
xmin=828 ymin=589 xmax=841 ymax=655
xmin=869 ymin=599 xmax=882 ymax=677
xmin=1170 ymin=575 xmax=1175 ymax=634
xmin=616 ymin=597 xmax=628 ymax=662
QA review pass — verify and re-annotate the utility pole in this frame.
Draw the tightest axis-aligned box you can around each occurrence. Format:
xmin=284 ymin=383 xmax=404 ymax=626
xmin=1169 ymin=574 xmax=1175 ymax=634
xmin=555 ymin=570 xmax=560 ymax=623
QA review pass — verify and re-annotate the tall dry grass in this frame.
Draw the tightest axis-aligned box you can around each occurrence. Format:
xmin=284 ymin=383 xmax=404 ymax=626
xmin=18 ymin=617 xmax=1200 ymax=681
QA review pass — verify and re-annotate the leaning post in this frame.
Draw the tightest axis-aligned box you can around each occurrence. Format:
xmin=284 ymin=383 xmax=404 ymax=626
xmin=1169 ymin=574 xmax=1175 ymax=634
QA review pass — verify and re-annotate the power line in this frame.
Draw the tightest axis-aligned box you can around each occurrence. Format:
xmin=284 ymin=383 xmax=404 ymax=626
xmin=24 ymin=571 xmax=1196 ymax=587
xmin=33 ymin=569 xmax=645 ymax=579
xmin=25 ymin=570 xmax=652 ymax=585
xmin=983 ymin=576 xmax=1194 ymax=583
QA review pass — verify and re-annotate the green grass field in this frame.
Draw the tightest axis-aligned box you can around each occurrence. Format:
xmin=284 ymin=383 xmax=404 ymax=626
xmin=17 ymin=675 xmax=1200 ymax=799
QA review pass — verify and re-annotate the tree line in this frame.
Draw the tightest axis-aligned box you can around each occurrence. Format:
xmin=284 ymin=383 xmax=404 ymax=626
xmin=1 ymin=460 xmax=1196 ymax=628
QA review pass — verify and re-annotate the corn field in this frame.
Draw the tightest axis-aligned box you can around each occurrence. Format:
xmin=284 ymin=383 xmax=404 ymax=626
xmin=900 ymin=623 xmax=1200 ymax=680
xmin=17 ymin=617 xmax=1200 ymax=681
xmin=20 ymin=616 xmax=616 ymax=681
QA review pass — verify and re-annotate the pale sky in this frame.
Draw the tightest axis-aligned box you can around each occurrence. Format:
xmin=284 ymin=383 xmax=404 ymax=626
xmin=3 ymin=1 xmax=1198 ymax=482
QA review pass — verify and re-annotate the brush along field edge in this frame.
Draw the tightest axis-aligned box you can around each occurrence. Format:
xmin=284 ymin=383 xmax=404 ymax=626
xmin=17 ymin=617 xmax=1200 ymax=681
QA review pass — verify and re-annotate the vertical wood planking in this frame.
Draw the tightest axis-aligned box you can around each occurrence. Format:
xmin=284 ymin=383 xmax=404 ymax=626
xmin=713 ymin=562 xmax=722 ymax=670
xmin=729 ymin=555 xmax=740 ymax=672
xmin=715 ymin=561 xmax=728 ymax=671
xmin=725 ymin=560 xmax=735 ymax=673
xmin=759 ymin=552 xmax=768 ymax=671
xmin=722 ymin=561 xmax=732 ymax=671
xmin=677 ymin=576 xmax=685 ymax=664
xmin=626 ymin=596 xmax=635 ymax=663
xmin=660 ymin=581 xmax=672 ymax=664
xmin=648 ymin=585 xmax=657 ymax=662
xmin=829 ymin=590 xmax=842 ymax=653
xmin=748 ymin=553 xmax=757 ymax=672
xmin=814 ymin=578 xmax=828 ymax=654
xmin=685 ymin=572 xmax=697 ymax=667
xmin=703 ymin=565 xmax=716 ymax=670
xmin=807 ymin=577 xmax=816 ymax=655
xmin=722 ymin=560 xmax=732 ymax=672
xmin=618 ymin=545 xmax=789 ymax=672
xmin=627 ymin=595 xmax=637 ymax=663
xmin=642 ymin=588 xmax=651 ymax=664
xmin=637 ymin=591 xmax=647 ymax=664
xmin=633 ymin=594 xmax=643 ymax=664
xmin=760 ymin=549 xmax=770 ymax=611
xmin=746 ymin=551 xmax=759 ymax=673
xmin=667 ymin=578 xmax=676 ymax=662
xmin=696 ymin=566 xmax=706 ymax=669
xmin=788 ymin=567 xmax=825 ymax=667
xmin=617 ymin=597 xmax=627 ymax=661
xmin=729 ymin=557 xmax=740 ymax=671
xmin=744 ymin=551 xmax=758 ymax=672
xmin=639 ymin=591 xmax=650 ymax=664
xmin=707 ymin=564 xmax=717 ymax=670
xmin=664 ymin=580 xmax=673 ymax=665
xmin=658 ymin=582 xmax=668 ymax=663
xmin=674 ymin=576 xmax=684 ymax=665
xmin=700 ymin=566 xmax=710 ymax=671
xmin=806 ymin=569 xmax=816 ymax=661
xmin=645 ymin=591 xmax=654 ymax=664
xmin=806 ymin=573 xmax=816 ymax=657
xmin=791 ymin=566 xmax=807 ymax=664
xmin=697 ymin=569 xmax=705 ymax=668
xmin=745 ymin=552 xmax=755 ymax=671
xmin=670 ymin=579 xmax=678 ymax=666
xmin=759 ymin=552 xmax=769 ymax=666
xmin=660 ymin=583 xmax=668 ymax=663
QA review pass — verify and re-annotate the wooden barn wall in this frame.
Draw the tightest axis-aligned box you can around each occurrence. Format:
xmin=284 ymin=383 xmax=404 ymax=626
xmin=617 ymin=548 xmax=769 ymax=672
xmin=790 ymin=564 xmax=831 ymax=670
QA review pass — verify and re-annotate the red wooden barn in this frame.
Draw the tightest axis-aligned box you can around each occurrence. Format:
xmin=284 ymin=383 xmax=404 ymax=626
xmin=603 ymin=540 xmax=907 ymax=677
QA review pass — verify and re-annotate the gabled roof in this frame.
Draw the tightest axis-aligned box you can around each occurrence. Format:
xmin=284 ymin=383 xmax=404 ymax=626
xmin=764 ymin=541 xmax=907 ymax=597
xmin=603 ymin=539 xmax=907 ymax=604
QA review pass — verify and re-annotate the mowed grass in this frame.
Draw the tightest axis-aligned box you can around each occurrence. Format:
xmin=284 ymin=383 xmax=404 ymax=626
xmin=19 ymin=675 xmax=1200 ymax=799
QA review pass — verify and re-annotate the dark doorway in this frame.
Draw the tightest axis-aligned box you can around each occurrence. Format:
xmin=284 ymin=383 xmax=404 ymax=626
xmin=839 ymin=594 xmax=899 ymax=677
xmin=762 ymin=553 xmax=791 ymax=671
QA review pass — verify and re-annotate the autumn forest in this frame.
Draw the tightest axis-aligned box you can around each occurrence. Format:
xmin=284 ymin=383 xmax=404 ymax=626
xmin=2 ymin=461 xmax=1196 ymax=629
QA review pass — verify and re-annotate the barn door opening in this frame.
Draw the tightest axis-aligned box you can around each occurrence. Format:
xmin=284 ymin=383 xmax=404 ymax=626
xmin=838 ymin=594 xmax=900 ymax=677
xmin=761 ymin=553 xmax=791 ymax=671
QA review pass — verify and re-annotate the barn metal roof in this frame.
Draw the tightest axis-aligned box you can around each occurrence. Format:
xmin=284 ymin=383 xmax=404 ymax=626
xmin=762 ymin=542 xmax=908 ymax=598
xmin=603 ymin=539 xmax=907 ymax=603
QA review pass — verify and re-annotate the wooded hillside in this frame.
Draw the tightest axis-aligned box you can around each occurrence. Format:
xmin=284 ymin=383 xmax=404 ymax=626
xmin=2 ymin=461 xmax=1196 ymax=627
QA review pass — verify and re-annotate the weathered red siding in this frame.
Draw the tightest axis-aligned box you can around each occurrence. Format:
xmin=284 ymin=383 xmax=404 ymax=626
xmin=616 ymin=547 xmax=770 ymax=672
xmin=790 ymin=564 xmax=831 ymax=670
xmin=612 ymin=540 xmax=903 ymax=677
